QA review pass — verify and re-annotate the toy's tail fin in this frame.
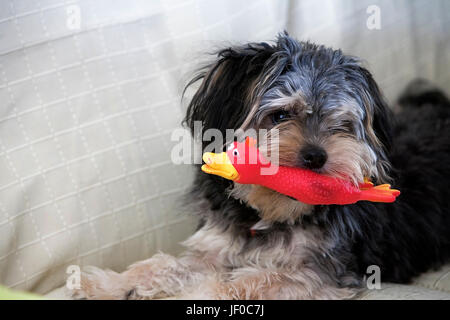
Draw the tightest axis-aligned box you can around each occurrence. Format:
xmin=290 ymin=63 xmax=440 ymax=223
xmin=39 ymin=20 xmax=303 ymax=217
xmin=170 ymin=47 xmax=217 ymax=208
xmin=359 ymin=184 xmax=401 ymax=203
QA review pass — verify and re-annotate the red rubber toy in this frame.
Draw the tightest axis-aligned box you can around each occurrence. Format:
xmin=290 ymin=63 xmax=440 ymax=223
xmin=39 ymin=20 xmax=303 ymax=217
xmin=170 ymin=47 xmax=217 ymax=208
xmin=201 ymin=137 xmax=400 ymax=205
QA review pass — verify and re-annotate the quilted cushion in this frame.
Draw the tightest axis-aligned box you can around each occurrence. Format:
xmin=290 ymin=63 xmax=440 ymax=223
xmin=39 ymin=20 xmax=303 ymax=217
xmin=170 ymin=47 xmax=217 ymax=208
xmin=359 ymin=265 xmax=450 ymax=299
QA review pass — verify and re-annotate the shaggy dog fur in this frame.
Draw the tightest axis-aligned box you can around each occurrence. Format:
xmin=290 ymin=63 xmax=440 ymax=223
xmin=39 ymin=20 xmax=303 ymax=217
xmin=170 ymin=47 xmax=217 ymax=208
xmin=72 ymin=33 xmax=450 ymax=300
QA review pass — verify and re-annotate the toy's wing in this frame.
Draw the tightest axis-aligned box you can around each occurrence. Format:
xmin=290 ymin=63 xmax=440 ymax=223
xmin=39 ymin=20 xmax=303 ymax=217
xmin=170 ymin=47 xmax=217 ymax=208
xmin=359 ymin=177 xmax=374 ymax=190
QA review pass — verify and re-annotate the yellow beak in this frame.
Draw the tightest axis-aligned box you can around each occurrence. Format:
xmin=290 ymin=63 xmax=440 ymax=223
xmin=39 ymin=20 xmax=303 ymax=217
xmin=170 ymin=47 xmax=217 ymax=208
xmin=201 ymin=152 xmax=239 ymax=181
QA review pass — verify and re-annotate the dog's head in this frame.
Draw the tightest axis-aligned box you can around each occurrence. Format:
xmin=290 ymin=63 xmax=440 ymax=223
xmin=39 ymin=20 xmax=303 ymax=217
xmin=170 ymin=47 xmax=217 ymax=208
xmin=184 ymin=33 xmax=393 ymax=222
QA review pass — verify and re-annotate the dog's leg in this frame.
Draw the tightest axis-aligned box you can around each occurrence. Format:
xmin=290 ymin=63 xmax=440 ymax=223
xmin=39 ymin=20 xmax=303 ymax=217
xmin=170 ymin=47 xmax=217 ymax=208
xmin=180 ymin=266 xmax=358 ymax=300
xmin=71 ymin=223 xmax=232 ymax=300
xmin=70 ymin=252 xmax=212 ymax=300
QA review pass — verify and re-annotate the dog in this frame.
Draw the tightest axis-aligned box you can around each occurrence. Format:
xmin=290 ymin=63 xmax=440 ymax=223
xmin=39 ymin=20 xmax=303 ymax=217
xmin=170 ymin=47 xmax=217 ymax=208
xmin=72 ymin=33 xmax=450 ymax=299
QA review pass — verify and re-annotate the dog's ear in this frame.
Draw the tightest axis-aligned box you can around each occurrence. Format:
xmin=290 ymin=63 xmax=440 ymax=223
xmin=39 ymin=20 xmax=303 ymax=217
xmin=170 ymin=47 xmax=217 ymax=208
xmin=183 ymin=43 xmax=275 ymax=143
xmin=364 ymin=69 xmax=393 ymax=152
xmin=359 ymin=67 xmax=394 ymax=182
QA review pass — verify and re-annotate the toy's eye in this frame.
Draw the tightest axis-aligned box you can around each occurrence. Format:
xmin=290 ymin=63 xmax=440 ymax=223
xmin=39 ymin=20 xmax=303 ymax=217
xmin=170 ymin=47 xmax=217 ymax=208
xmin=232 ymin=149 xmax=239 ymax=157
xmin=271 ymin=110 xmax=290 ymax=124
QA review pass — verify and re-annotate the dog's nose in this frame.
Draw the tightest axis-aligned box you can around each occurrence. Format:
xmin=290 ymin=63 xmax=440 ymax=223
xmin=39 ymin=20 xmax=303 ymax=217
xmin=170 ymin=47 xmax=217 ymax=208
xmin=300 ymin=145 xmax=327 ymax=169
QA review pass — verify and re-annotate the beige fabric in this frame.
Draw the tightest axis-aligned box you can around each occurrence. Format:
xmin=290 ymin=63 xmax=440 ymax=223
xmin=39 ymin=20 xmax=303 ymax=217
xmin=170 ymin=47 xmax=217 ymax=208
xmin=0 ymin=0 xmax=449 ymax=297
xmin=359 ymin=265 xmax=450 ymax=300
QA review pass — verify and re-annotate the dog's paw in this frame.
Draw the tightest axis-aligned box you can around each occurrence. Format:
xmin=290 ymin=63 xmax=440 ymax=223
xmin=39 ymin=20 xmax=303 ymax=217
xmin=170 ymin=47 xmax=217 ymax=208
xmin=68 ymin=266 xmax=131 ymax=300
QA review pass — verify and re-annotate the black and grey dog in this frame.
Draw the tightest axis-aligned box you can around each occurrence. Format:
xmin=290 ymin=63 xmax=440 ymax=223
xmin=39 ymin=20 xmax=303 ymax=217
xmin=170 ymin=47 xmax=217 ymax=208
xmin=75 ymin=33 xmax=450 ymax=299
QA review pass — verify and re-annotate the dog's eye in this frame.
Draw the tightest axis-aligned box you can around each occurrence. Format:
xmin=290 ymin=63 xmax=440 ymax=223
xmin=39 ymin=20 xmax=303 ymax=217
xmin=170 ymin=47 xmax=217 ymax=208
xmin=330 ymin=121 xmax=354 ymax=134
xmin=270 ymin=110 xmax=290 ymax=124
